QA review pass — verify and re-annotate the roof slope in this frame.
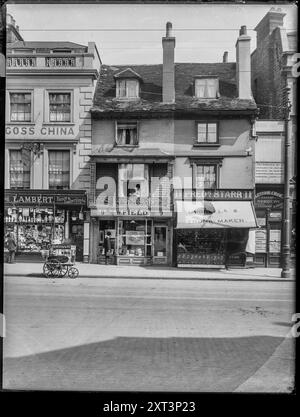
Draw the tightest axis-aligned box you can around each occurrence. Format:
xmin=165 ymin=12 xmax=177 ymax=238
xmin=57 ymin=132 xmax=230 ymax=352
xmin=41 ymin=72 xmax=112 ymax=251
xmin=92 ymin=63 xmax=257 ymax=115
xmin=8 ymin=41 xmax=87 ymax=51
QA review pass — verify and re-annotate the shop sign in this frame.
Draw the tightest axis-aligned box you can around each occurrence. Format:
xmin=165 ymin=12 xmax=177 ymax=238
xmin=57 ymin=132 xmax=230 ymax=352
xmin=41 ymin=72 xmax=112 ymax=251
xmin=255 ymin=229 xmax=267 ymax=253
xmin=177 ymin=253 xmax=225 ymax=264
xmin=173 ymin=189 xmax=253 ymax=201
xmin=5 ymin=191 xmax=86 ymax=206
xmin=6 ymin=125 xmax=75 ymax=137
xmin=255 ymin=162 xmax=284 ymax=183
xmin=255 ymin=191 xmax=283 ymax=209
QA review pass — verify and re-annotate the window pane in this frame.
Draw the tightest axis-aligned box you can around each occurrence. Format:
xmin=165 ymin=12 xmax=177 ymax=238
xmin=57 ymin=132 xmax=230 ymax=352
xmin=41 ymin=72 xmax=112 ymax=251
xmin=10 ymin=93 xmax=31 ymax=122
xmin=49 ymin=93 xmax=71 ymax=122
xmin=207 ymin=123 xmax=217 ymax=143
xmin=9 ymin=150 xmax=30 ymax=189
xmin=207 ymin=79 xmax=217 ymax=98
xmin=197 ymin=123 xmax=207 ymax=142
xmin=48 ymin=150 xmax=70 ymax=189
xmin=196 ymin=165 xmax=216 ymax=189
xmin=127 ymin=80 xmax=138 ymax=98
xmin=195 ymin=79 xmax=206 ymax=98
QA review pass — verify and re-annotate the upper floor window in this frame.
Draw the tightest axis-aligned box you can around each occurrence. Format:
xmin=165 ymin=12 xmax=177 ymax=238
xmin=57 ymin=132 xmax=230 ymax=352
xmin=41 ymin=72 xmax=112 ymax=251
xmin=10 ymin=93 xmax=31 ymax=122
xmin=9 ymin=149 xmax=30 ymax=189
xmin=195 ymin=77 xmax=219 ymax=99
xmin=195 ymin=165 xmax=217 ymax=189
xmin=48 ymin=150 xmax=70 ymax=190
xmin=116 ymin=79 xmax=139 ymax=99
xmin=49 ymin=93 xmax=71 ymax=122
xmin=116 ymin=122 xmax=138 ymax=146
xmin=197 ymin=122 xmax=218 ymax=144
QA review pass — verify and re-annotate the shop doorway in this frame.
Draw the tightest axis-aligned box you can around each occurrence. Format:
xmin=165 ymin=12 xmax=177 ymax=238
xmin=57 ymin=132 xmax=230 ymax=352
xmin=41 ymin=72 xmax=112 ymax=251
xmin=153 ymin=225 xmax=168 ymax=265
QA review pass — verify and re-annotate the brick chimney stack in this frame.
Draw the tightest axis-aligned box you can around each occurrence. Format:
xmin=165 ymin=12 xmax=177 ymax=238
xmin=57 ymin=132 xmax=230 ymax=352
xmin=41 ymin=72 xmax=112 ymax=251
xmin=236 ymin=25 xmax=252 ymax=99
xmin=255 ymin=7 xmax=286 ymax=44
xmin=223 ymin=51 xmax=228 ymax=63
xmin=162 ymin=22 xmax=175 ymax=103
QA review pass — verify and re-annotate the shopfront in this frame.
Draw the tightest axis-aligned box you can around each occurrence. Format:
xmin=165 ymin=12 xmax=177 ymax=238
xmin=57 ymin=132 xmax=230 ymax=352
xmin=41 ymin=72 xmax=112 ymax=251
xmin=4 ymin=190 xmax=87 ymax=262
xmin=90 ymin=213 xmax=173 ymax=266
xmin=174 ymin=189 xmax=257 ymax=268
xmin=254 ymin=186 xmax=284 ymax=267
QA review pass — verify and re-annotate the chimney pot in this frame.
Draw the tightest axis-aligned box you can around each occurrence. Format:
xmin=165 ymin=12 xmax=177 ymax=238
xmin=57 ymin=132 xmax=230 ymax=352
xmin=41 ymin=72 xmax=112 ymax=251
xmin=166 ymin=22 xmax=173 ymax=37
xmin=223 ymin=51 xmax=228 ymax=63
xmin=240 ymin=25 xmax=247 ymax=36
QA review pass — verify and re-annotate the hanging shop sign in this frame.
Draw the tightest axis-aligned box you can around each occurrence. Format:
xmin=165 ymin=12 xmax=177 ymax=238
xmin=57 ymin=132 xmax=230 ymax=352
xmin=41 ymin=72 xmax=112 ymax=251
xmin=5 ymin=190 xmax=87 ymax=207
xmin=173 ymin=189 xmax=254 ymax=201
xmin=255 ymin=191 xmax=283 ymax=209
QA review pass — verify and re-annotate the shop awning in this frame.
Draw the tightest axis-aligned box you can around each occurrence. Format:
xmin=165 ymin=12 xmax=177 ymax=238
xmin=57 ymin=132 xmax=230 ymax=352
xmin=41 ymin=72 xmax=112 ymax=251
xmin=176 ymin=201 xmax=258 ymax=229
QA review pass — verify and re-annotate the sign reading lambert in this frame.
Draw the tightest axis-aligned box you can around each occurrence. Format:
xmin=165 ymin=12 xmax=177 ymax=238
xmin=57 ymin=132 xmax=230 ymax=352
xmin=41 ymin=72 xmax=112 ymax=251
xmin=5 ymin=190 xmax=86 ymax=206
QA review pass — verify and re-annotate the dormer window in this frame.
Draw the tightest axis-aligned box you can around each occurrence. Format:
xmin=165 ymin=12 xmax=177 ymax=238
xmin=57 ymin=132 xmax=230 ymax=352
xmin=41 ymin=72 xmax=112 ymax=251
xmin=116 ymin=79 xmax=139 ymax=99
xmin=195 ymin=77 xmax=219 ymax=99
xmin=114 ymin=68 xmax=142 ymax=99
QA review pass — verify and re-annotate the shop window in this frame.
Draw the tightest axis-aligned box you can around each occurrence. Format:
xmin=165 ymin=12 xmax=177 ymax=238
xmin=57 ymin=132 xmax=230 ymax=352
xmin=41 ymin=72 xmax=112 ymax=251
xmin=116 ymin=79 xmax=139 ymax=99
xmin=48 ymin=150 xmax=70 ymax=190
xmin=117 ymin=219 xmax=152 ymax=257
xmin=49 ymin=93 xmax=71 ymax=122
xmin=195 ymin=78 xmax=219 ymax=99
xmin=10 ymin=92 xmax=31 ymax=122
xmin=116 ymin=122 xmax=138 ymax=146
xmin=118 ymin=164 xmax=149 ymax=200
xmin=196 ymin=122 xmax=218 ymax=144
xmin=195 ymin=165 xmax=217 ymax=189
xmin=9 ymin=149 xmax=30 ymax=189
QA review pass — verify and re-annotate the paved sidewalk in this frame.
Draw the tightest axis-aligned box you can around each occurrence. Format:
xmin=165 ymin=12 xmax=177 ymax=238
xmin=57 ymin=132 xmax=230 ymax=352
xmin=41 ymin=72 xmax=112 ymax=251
xmin=3 ymin=262 xmax=296 ymax=281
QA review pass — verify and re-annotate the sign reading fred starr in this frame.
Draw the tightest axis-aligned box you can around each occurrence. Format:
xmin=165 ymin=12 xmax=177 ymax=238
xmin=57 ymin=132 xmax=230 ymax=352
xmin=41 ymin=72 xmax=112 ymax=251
xmin=174 ymin=189 xmax=254 ymax=201
xmin=6 ymin=125 xmax=75 ymax=137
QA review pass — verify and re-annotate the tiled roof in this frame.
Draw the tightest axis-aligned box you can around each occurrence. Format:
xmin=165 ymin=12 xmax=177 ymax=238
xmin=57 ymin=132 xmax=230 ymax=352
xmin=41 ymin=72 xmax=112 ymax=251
xmin=92 ymin=63 xmax=257 ymax=115
xmin=7 ymin=41 xmax=87 ymax=51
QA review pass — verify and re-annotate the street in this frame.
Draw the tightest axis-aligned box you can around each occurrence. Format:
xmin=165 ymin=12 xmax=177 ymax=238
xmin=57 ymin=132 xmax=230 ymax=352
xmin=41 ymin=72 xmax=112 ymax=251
xmin=3 ymin=275 xmax=295 ymax=392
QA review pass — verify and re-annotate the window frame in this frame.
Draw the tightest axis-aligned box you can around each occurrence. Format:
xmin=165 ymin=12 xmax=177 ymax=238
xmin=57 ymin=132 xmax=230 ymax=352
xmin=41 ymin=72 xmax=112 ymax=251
xmin=194 ymin=77 xmax=219 ymax=99
xmin=195 ymin=121 xmax=219 ymax=146
xmin=116 ymin=78 xmax=140 ymax=100
xmin=9 ymin=148 xmax=31 ymax=190
xmin=191 ymin=160 xmax=222 ymax=190
xmin=9 ymin=91 xmax=33 ymax=123
xmin=115 ymin=121 xmax=139 ymax=147
xmin=44 ymin=89 xmax=73 ymax=124
xmin=47 ymin=149 xmax=71 ymax=190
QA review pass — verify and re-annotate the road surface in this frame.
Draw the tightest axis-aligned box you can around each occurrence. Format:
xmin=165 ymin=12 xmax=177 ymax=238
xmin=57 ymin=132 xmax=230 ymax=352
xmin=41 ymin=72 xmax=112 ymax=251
xmin=3 ymin=275 xmax=295 ymax=392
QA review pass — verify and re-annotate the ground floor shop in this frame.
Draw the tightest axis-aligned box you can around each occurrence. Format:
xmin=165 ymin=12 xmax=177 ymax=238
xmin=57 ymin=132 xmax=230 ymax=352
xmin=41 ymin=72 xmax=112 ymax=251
xmin=89 ymin=216 xmax=173 ymax=266
xmin=254 ymin=185 xmax=295 ymax=268
xmin=4 ymin=190 xmax=87 ymax=262
xmin=174 ymin=193 xmax=257 ymax=268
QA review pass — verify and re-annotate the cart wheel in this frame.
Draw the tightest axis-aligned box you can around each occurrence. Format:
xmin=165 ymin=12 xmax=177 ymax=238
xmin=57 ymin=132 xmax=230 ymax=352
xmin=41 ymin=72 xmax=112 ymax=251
xmin=43 ymin=259 xmax=61 ymax=278
xmin=68 ymin=267 xmax=79 ymax=279
xmin=58 ymin=264 xmax=68 ymax=277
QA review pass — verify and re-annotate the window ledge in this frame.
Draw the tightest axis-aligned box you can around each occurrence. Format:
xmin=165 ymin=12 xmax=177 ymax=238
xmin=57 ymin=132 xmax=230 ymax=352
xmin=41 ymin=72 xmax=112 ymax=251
xmin=42 ymin=123 xmax=75 ymax=126
xmin=193 ymin=143 xmax=220 ymax=148
xmin=115 ymin=98 xmax=140 ymax=101
xmin=115 ymin=144 xmax=139 ymax=148
xmin=6 ymin=122 xmax=35 ymax=125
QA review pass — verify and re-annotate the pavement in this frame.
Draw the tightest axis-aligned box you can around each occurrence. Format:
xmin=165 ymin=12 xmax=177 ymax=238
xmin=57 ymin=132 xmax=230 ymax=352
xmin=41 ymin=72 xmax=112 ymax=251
xmin=3 ymin=261 xmax=296 ymax=281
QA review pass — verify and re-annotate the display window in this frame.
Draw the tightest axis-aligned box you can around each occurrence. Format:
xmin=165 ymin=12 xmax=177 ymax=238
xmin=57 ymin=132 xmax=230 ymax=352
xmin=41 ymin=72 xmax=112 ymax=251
xmin=117 ymin=219 xmax=152 ymax=257
xmin=176 ymin=229 xmax=226 ymax=265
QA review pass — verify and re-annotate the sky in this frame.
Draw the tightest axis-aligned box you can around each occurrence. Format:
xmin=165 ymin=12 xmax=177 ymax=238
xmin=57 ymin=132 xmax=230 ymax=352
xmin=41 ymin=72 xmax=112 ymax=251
xmin=7 ymin=2 xmax=298 ymax=65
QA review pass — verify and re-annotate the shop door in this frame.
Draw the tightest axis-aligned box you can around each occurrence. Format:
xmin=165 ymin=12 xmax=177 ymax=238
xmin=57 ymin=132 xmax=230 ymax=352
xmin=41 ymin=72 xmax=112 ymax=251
xmin=268 ymin=222 xmax=282 ymax=267
xmin=153 ymin=225 xmax=168 ymax=265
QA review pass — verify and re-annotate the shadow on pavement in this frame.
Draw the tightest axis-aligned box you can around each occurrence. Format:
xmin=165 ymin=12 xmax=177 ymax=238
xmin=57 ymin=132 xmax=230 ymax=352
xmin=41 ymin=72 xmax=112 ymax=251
xmin=3 ymin=335 xmax=285 ymax=392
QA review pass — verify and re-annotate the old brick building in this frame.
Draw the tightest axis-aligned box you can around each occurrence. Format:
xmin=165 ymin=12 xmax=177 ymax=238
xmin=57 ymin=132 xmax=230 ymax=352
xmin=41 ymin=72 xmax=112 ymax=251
xmin=88 ymin=23 xmax=258 ymax=268
xmin=251 ymin=8 xmax=296 ymax=267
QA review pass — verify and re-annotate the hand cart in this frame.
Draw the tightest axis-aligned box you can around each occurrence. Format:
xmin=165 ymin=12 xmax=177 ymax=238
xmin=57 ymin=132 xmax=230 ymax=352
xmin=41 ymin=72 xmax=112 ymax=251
xmin=43 ymin=244 xmax=79 ymax=278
